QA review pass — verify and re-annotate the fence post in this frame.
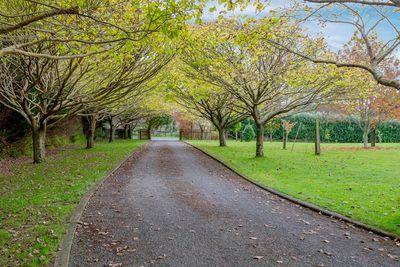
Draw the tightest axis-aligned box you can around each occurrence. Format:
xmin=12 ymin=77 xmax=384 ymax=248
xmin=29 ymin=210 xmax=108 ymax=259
xmin=282 ymin=127 xmax=287 ymax=150
xmin=291 ymin=122 xmax=302 ymax=152
xmin=315 ymin=118 xmax=321 ymax=155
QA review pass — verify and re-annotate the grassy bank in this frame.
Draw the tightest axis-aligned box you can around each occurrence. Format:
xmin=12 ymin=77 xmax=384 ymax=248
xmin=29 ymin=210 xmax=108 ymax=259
xmin=0 ymin=140 xmax=145 ymax=266
xmin=189 ymin=140 xmax=400 ymax=236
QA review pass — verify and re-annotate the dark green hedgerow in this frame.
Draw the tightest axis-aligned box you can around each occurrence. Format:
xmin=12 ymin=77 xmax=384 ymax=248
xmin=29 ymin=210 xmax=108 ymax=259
xmin=230 ymin=113 xmax=400 ymax=143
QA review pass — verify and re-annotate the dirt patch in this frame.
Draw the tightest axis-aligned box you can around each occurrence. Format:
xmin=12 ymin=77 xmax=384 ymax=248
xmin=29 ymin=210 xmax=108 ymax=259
xmin=0 ymin=157 xmax=31 ymax=176
xmin=0 ymin=145 xmax=80 ymax=177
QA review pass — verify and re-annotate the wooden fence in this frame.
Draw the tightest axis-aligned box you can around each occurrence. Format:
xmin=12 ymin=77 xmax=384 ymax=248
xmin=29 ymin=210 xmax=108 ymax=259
xmin=179 ymin=130 xmax=219 ymax=140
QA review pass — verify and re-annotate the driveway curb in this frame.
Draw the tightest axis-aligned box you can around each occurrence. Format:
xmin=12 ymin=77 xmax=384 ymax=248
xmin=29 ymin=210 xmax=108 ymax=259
xmin=184 ymin=141 xmax=398 ymax=240
xmin=54 ymin=142 xmax=149 ymax=267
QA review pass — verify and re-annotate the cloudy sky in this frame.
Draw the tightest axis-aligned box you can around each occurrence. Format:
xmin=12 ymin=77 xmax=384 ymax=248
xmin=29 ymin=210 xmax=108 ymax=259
xmin=202 ymin=0 xmax=400 ymax=53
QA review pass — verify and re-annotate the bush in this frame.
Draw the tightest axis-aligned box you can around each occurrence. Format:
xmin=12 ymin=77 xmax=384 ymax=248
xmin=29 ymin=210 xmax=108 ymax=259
xmin=242 ymin=124 xmax=255 ymax=142
xmin=235 ymin=113 xmax=400 ymax=143
xmin=266 ymin=113 xmax=400 ymax=143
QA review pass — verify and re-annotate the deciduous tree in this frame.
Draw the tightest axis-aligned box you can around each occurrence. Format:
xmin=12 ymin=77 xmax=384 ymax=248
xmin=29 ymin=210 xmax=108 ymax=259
xmin=181 ymin=19 xmax=342 ymax=157
xmin=279 ymin=0 xmax=400 ymax=91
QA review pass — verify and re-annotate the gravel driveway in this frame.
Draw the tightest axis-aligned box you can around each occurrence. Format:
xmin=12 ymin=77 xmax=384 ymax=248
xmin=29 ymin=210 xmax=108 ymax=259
xmin=69 ymin=140 xmax=400 ymax=266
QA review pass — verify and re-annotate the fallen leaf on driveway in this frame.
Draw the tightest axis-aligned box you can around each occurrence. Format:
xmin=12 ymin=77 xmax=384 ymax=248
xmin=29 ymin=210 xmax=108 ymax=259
xmin=249 ymin=237 xmax=257 ymax=240
xmin=157 ymin=254 xmax=167 ymax=260
xmin=318 ymin=249 xmax=333 ymax=256
xmin=387 ymin=254 xmax=400 ymax=261
xmin=253 ymin=256 xmax=264 ymax=260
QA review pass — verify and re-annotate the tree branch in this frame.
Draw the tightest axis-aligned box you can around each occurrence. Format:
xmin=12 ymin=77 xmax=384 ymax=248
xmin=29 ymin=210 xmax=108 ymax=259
xmin=0 ymin=7 xmax=79 ymax=34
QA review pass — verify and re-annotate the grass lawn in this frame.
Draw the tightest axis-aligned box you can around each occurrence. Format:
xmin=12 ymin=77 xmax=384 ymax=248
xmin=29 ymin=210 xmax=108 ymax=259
xmin=0 ymin=140 xmax=145 ymax=266
xmin=189 ymin=140 xmax=400 ymax=236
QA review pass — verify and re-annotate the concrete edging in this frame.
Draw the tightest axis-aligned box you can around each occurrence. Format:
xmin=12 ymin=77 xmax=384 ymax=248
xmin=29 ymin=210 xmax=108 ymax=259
xmin=184 ymin=141 xmax=398 ymax=240
xmin=54 ymin=142 xmax=148 ymax=267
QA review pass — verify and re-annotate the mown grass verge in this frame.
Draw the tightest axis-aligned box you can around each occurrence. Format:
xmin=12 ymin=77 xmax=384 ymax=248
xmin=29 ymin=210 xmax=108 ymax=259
xmin=0 ymin=140 xmax=145 ymax=266
xmin=189 ymin=140 xmax=400 ymax=236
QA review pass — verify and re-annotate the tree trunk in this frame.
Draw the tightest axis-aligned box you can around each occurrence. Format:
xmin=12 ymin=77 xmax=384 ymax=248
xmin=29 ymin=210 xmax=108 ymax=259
xmin=123 ymin=125 xmax=129 ymax=139
xmin=127 ymin=124 xmax=132 ymax=139
xmin=255 ymin=123 xmax=264 ymax=157
xmin=282 ymin=127 xmax=287 ymax=149
xmin=86 ymin=134 xmax=94 ymax=149
xmin=285 ymin=132 xmax=289 ymax=149
xmin=199 ymin=125 xmax=204 ymax=140
xmin=109 ymin=118 xmax=114 ymax=143
xmin=86 ymin=114 xmax=96 ymax=149
xmin=270 ymin=132 xmax=273 ymax=143
xmin=363 ymin=127 xmax=369 ymax=148
xmin=282 ymin=128 xmax=287 ymax=150
xmin=315 ymin=119 xmax=321 ymax=155
xmin=370 ymin=127 xmax=376 ymax=147
xmin=32 ymin=122 xmax=46 ymax=163
xmin=218 ymin=128 xmax=227 ymax=147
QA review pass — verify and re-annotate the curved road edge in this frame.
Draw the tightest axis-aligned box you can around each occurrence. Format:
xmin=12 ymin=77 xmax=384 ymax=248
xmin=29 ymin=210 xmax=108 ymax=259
xmin=184 ymin=141 xmax=398 ymax=240
xmin=54 ymin=142 xmax=149 ymax=267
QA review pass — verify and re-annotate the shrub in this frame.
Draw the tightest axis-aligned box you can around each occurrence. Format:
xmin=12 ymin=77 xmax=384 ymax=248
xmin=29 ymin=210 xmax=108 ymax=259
xmin=242 ymin=124 xmax=255 ymax=142
xmin=234 ymin=113 xmax=400 ymax=143
xmin=269 ymin=113 xmax=400 ymax=143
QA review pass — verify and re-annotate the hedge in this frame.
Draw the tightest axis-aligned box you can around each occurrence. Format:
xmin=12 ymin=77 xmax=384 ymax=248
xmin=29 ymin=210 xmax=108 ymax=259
xmin=230 ymin=113 xmax=400 ymax=143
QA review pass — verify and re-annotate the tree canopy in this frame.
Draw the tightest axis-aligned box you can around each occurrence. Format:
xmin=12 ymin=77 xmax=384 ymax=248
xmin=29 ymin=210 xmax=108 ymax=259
xmin=1 ymin=0 xmax=400 ymax=161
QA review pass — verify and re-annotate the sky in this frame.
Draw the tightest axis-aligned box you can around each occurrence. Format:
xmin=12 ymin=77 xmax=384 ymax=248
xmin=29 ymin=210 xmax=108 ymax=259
xmin=202 ymin=0 xmax=400 ymax=54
